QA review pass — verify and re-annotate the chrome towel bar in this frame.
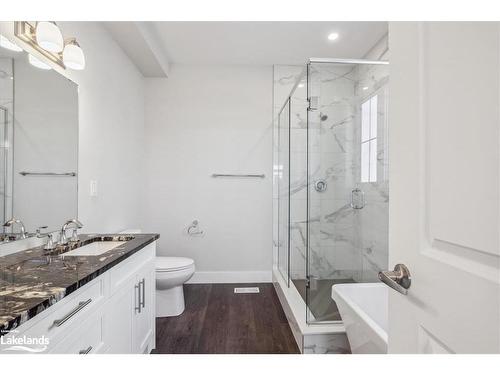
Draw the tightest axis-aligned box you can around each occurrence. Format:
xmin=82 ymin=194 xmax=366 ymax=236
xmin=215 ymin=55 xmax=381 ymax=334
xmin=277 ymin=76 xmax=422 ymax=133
xmin=19 ymin=171 xmax=77 ymax=177
xmin=211 ymin=174 xmax=265 ymax=178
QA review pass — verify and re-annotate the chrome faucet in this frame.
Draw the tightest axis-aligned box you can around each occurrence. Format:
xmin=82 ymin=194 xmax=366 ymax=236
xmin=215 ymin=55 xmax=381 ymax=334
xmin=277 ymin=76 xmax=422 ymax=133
xmin=36 ymin=226 xmax=56 ymax=250
xmin=3 ymin=218 xmax=27 ymax=239
xmin=59 ymin=219 xmax=83 ymax=245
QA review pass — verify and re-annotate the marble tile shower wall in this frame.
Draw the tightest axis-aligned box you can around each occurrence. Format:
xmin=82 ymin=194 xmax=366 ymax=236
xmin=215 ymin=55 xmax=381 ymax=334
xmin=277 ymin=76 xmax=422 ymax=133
xmin=272 ymin=63 xmax=388 ymax=284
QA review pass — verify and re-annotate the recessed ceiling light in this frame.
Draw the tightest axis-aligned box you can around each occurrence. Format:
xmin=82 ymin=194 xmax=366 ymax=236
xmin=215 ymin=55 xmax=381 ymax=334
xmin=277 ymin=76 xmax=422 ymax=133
xmin=362 ymin=86 xmax=369 ymax=91
xmin=298 ymin=83 xmax=305 ymax=88
xmin=327 ymin=33 xmax=339 ymax=41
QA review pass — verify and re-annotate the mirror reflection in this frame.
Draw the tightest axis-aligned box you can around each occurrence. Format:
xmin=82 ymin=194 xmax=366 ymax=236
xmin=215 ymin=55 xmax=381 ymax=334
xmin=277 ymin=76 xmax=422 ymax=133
xmin=0 ymin=39 xmax=78 ymax=243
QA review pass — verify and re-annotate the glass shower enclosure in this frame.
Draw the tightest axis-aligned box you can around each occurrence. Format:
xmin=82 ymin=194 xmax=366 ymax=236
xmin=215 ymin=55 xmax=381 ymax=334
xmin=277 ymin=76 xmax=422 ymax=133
xmin=274 ymin=59 xmax=389 ymax=324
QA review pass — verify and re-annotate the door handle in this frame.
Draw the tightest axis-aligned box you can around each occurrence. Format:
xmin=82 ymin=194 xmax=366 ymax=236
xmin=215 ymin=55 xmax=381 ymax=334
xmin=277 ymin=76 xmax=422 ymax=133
xmin=378 ymin=264 xmax=411 ymax=295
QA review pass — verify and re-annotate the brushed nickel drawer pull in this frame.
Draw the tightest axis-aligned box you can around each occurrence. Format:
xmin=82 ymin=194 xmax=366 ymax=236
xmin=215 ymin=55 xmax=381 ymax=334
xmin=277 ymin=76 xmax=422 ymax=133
xmin=140 ymin=278 xmax=146 ymax=309
xmin=79 ymin=346 xmax=92 ymax=354
xmin=135 ymin=283 xmax=141 ymax=313
xmin=53 ymin=298 xmax=92 ymax=327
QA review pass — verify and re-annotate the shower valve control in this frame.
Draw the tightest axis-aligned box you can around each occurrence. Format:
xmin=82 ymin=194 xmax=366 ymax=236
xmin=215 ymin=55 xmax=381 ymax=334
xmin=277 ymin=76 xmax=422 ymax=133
xmin=314 ymin=179 xmax=327 ymax=193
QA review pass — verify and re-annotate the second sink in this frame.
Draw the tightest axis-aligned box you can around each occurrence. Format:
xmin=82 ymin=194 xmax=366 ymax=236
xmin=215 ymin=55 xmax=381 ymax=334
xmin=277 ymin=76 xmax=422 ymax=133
xmin=63 ymin=239 xmax=129 ymax=257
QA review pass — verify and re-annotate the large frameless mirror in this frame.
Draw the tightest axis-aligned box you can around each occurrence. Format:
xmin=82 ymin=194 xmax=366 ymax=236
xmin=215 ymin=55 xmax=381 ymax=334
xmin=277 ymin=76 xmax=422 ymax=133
xmin=0 ymin=35 xmax=78 ymax=244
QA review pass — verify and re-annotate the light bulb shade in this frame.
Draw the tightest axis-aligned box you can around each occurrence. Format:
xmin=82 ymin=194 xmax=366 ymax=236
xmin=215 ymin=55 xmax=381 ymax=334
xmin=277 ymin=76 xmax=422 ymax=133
xmin=63 ymin=40 xmax=85 ymax=70
xmin=0 ymin=35 xmax=22 ymax=52
xmin=28 ymin=54 xmax=51 ymax=70
xmin=36 ymin=21 xmax=64 ymax=53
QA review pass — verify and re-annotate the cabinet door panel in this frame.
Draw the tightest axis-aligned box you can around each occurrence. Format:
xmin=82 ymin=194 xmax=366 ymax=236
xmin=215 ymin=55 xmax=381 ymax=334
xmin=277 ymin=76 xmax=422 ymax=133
xmin=105 ymin=286 xmax=133 ymax=354
xmin=133 ymin=262 xmax=155 ymax=353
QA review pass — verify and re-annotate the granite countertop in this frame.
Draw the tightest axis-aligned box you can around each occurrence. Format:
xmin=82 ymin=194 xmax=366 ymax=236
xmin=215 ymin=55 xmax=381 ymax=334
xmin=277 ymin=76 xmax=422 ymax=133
xmin=0 ymin=233 xmax=159 ymax=336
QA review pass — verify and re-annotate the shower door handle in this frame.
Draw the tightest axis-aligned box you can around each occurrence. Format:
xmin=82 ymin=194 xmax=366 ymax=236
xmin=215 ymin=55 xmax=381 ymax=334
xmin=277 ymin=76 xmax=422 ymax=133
xmin=378 ymin=264 xmax=411 ymax=295
xmin=350 ymin=188 xmax=365 ymax=209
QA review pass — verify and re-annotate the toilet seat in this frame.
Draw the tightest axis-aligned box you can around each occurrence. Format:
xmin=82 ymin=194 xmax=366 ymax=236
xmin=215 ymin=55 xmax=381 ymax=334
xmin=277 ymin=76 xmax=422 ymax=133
xmin=156 ymin=257 xmax=194 ymax=272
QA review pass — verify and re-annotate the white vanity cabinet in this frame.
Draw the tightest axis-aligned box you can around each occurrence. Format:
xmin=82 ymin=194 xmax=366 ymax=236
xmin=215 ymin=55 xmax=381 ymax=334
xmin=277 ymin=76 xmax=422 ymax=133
xmin=3 ymin=241 xmax=156 ymax=354
xmin=104 ymin=243 xmax=156 ymax=354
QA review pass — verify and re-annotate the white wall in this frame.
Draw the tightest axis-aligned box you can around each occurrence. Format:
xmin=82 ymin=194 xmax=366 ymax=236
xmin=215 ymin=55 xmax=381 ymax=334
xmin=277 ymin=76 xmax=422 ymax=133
xmin=144 ymin=65 xmax=273 ymax=282
xmin=57 ymin=22 xmax=146 ymax=233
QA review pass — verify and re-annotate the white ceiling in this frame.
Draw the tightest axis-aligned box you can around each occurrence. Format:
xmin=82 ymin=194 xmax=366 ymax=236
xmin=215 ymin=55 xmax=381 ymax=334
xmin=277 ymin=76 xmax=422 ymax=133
xmin=150 ymin=21 xmax=388 ymax=66
xmin=105 ymin=21 xmax=388 ymax=77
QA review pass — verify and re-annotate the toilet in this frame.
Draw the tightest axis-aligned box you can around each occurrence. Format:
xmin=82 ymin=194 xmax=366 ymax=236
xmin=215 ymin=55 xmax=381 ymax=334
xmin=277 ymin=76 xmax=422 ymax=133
xmin=155 ymin=257 xmax=195 ymax=317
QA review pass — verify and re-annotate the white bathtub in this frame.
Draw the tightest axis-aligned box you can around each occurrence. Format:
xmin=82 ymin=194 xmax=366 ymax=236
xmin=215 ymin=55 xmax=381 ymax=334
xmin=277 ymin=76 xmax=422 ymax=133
xmin=331 ymin=283 xmax=388 ymax=354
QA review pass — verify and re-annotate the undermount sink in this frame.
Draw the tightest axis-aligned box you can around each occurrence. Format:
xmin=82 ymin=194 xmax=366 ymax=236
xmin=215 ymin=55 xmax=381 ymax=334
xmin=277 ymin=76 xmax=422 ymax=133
xmin=63 ymin=240 xmax=126 ymax=257
xmin=331 ymin=283 xmax=388 ymax=354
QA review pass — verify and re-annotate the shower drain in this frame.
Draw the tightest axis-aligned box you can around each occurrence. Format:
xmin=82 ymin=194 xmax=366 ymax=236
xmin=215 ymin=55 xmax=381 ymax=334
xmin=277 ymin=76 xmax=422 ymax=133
xmin=234 ymin=287 xmax=260 ymax=294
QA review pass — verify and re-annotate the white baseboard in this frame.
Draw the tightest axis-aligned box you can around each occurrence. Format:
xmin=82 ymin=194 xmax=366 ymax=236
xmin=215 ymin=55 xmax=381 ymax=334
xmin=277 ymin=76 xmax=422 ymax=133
xmin=187 ymin=271 xmax=272 ymax=284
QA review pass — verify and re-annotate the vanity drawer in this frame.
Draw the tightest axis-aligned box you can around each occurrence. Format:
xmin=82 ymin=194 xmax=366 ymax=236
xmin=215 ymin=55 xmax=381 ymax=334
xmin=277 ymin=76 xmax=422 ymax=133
xmin=16 ymin=277 xmax=104 ymax=344
xmin=109 ymin=243 xmax=155 ymax=295
xmin=49 ymin=310 xmax=104 ymax=354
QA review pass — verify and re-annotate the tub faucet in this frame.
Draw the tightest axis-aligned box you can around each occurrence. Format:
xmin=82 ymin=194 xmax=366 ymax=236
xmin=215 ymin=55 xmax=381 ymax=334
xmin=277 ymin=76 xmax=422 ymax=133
xmin=59 ymin=219 xmax=83 ymax=245
xmin=3 ymin=218 xmax=27 ymax=239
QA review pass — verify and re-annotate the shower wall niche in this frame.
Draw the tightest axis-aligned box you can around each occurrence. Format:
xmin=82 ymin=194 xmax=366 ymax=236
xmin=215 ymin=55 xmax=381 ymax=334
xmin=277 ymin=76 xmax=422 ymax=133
xmin=273 ymin=60 xmax=389 ymax=324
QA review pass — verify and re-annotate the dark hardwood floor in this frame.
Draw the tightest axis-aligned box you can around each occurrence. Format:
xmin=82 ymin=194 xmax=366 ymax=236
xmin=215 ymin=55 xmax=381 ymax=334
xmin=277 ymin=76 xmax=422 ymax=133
xmin=153 ymin=283 xmax=300 ymax=354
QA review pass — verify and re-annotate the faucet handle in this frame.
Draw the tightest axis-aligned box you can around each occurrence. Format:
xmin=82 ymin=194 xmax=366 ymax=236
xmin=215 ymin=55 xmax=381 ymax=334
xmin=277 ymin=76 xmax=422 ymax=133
xmin=69 ymin=228 xmax=80 ymax=243
xmin=44 ymin=233 xmax=55 ymax=250
xmin=36 ymin=226 xmax=48 ymax=237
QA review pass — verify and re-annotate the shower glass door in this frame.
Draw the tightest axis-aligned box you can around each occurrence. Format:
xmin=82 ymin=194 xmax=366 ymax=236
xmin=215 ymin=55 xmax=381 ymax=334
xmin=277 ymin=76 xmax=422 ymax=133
xmin=288 ymin=75 xmax=308 ymax=303
xmin=276 ymin=69 xmax=309 ymax=293
xmin=306 ymin=61 xmax=389 ymax=324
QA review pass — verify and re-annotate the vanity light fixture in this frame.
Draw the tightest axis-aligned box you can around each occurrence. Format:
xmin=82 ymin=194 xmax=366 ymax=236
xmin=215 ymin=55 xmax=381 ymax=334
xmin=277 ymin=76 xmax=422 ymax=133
xmin=327 ymin=32 xmax=339 ymax=41
xmin=62 ymin=38 xmax=85 ymax=70
xmin=14 ymin=21 xmax=85 ymax=71
xmin=35 ymin=21 xmax=64 ymax=53
xmin=28 ymin=54 xmax=51 ymax=70
xmin=0 ymin=35 xmax=22 ymax=52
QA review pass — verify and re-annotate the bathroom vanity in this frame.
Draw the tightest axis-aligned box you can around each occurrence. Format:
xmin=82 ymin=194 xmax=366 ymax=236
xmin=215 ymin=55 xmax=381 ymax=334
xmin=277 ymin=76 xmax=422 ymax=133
xmin=0 ymin=234 xmax=159 ymax=354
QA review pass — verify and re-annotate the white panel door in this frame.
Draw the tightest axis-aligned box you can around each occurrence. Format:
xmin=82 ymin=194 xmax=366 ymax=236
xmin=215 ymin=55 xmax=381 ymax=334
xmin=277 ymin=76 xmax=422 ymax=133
xmin=388 ymin=22 xmax=500 ymax=353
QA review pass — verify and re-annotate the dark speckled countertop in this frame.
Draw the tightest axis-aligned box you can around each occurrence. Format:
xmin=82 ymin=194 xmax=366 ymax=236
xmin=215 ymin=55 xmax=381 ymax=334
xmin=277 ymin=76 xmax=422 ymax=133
xmin=0 ymin=233 xmax=159 ymax=335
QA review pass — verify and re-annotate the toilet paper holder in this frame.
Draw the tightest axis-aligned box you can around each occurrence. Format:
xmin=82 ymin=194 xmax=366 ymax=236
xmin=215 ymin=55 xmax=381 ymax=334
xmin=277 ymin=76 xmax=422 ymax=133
xmin=187 ymin=220 xmax=204 ymax=236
